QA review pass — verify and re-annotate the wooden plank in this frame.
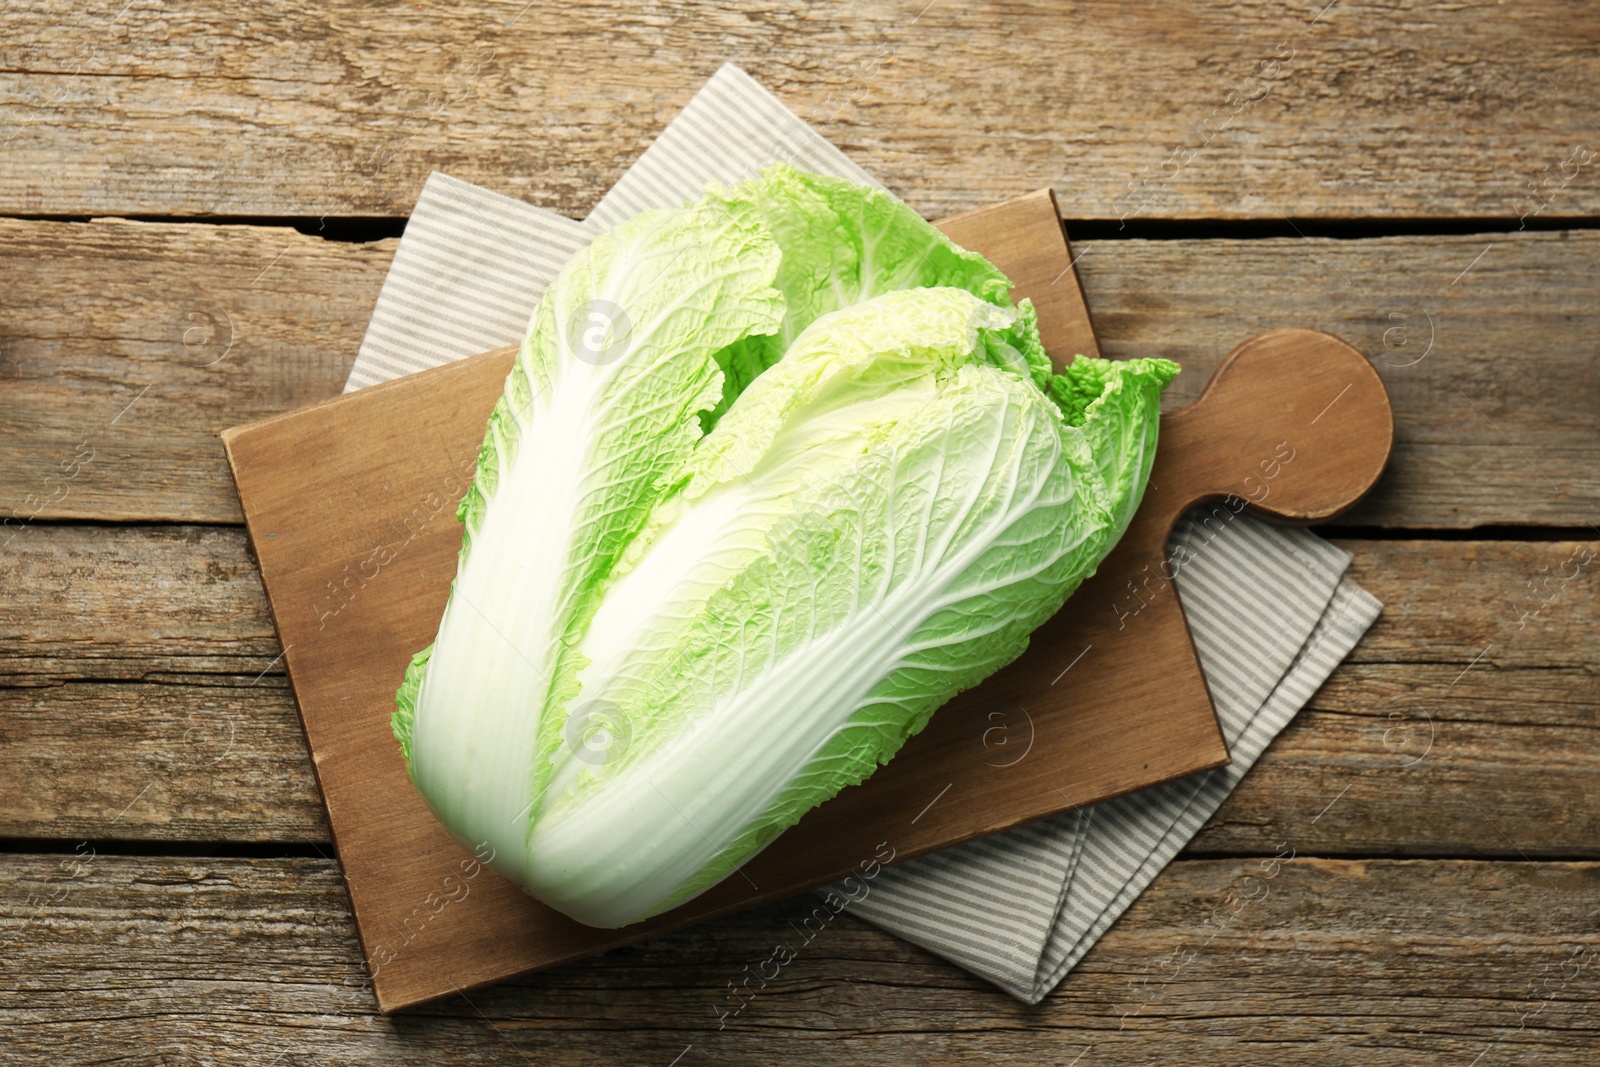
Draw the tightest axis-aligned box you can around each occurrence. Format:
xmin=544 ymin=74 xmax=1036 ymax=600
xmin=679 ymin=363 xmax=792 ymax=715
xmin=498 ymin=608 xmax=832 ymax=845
xmin=7 ymin=661 xmax=1593 ymax=859
xmin=4 ymin=218 xmax=1594 ymax=528
xmin=1189 ymin=536 xmax=1600 ymax=856
xmin=2 ymin=526 xmax=1582 ymax=694
xmin=3 ymin=533 xmax=1594 ymax=857
xmin=221 ymin=193 xmax=1293 ymax=1010
xmin=0 ymin=681 xmax=328 ymax=843
xmin=1 ymin=2 xmax=1596 ymax=219
xmin=1190 ymin=662 xmax=1600 ymax=857
xmin=1 ymin=853 xmax=1595 ymax=1062
xmin=1086 ymin=233 xmax=1600 ymax=529
xmin=0 ymin=524 xmax=279 ymax=681
xmin=0 ymin=218 xmax=391 ymax=526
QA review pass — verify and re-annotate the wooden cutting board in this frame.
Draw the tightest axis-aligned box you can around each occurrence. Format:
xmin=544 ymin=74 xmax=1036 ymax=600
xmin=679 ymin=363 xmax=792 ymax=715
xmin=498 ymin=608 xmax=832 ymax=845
xmin=222 ymin=190 xmax=1393 ymax=1012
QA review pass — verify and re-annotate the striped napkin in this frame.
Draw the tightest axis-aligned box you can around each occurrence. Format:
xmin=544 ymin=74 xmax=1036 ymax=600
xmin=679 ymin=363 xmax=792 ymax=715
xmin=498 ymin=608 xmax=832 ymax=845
xmin=343 ymin=64 xmax=1381 ymax=1004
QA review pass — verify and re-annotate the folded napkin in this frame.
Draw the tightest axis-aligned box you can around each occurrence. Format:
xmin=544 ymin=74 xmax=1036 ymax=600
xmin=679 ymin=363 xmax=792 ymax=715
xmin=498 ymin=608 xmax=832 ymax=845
xmin=343 ymin=63 xmax=1381 ymax=1004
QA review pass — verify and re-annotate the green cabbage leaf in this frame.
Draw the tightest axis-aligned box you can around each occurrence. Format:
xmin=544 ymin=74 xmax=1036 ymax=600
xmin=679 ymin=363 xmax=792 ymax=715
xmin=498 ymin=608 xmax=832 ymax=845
xmin=393 ymin=165 xmax=1177 ymax=927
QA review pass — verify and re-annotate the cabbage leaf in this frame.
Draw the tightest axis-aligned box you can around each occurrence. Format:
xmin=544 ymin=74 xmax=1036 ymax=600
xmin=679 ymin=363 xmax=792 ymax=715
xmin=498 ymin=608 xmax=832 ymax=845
xmin=394 ymin=164 xmax=1178 ymax=927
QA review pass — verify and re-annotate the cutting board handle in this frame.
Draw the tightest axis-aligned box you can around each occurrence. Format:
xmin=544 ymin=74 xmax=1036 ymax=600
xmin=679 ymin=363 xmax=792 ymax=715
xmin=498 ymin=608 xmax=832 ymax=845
xmin=1137 ymin=327 xmax=1393 ymax=533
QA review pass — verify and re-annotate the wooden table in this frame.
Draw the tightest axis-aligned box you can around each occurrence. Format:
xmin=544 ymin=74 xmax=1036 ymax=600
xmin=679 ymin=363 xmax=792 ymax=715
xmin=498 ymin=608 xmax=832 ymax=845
xmin=2 ymin=2 xmax=1596 ymax=1062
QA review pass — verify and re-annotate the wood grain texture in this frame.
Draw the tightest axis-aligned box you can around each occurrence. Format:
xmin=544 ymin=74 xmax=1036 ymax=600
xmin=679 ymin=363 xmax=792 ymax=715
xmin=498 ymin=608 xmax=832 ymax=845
xmin=217 ymin=193 xmax=1259 ymax=1010
xmin=1092 ymin=231 xmax=1600 ymax=529
xmin=0 ymin=217 xmax=389 ymax=527
xmin=4 ymin=219 xmax=1594 ymax=528
xmin=1 ymin=2 xmax=1597 ymax=220
xmin=0 ymin=524 xmax=279 ymax=682
xmin=4 ymin=532 xmax=1593 ymax=858
xmin=1191 ymin=661 xmax=1600 ymax=858
xmin=0 ymin=680 xmax=329 ymax=843
xmin=2 ymin=853 xmax=1596 ymax=1062
xmin=7 ymin=662 xmax=1592 ymax=860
